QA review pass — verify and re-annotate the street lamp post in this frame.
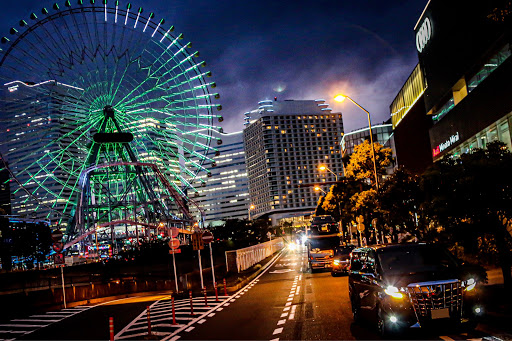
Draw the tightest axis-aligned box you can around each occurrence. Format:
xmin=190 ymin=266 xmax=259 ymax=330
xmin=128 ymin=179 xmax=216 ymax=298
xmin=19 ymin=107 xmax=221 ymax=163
xmin=314 ymin=186 xmax=326 ymax=195
xmin=334 ymin=94 xmax=379 ymax=190
xmin=248 ymin=204 xmax=255 ymax=220
xmin=318 ymin=164 xmax=338 ymax=182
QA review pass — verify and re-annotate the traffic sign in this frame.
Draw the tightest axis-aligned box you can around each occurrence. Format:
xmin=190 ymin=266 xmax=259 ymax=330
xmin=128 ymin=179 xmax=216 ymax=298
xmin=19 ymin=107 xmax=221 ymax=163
xmin=170 ymin=227 xmax=179 ymax=238
xmin=54 ymin=253 xmax=65 ymax=264
xmin=202 ymin=231 xmax=214 ymax=244
xmin=52 ymin=242 xmax=64 ymax=253
xmin=191 ymin=232 xmax=204 ymax=251
xmin=357 ymin=223 xmax=365 ymax=232
xmin=169 ymin=249 xmax=181 ymax=254
xmin=51 ymin=229 xmax=63 ymax=242
xmin=168 ymin=238 xmax=180 ymax=250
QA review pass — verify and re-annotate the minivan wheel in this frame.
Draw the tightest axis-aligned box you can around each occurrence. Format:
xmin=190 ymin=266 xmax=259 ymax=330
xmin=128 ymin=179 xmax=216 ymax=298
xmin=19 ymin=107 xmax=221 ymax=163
xmin=351 ymin=299 xmax=361 ymax=323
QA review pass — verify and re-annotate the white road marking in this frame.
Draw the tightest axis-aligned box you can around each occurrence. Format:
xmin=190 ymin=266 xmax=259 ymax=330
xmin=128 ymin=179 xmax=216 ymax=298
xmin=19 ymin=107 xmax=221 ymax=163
xmin=208 ymin=313 xmax=215 ymax=317
xmin=224 ymin=303 xmax=230 ymax=306
xmin=295 ymin=286 xmax=300 ymax=294
xmin=287 ymin=298 xmax=293 ymax=301
xmin=0 ymin=325 xmax=48 ymax=328
xmin=11 ymin=319 xmax=59 ymax=323
xmin=277 ymin=319 xmax=286 ymax=325
xmin=169 ymin=336 xmax=181 ymax=341
xmin=273 ymin=327 xmax=283 ymax=335
xmin=197 ymin=319 xmax=206 ymax=324
xmin=289 ymin=313 xmax=295 ymax=320
xmin=285 ymin=302 xmax=292 ymax=306
xmin=299 ymin=275 xmax=302 ymax=280
xmin=283 ymin=307 xmax=290 ymax=311
xmin=217 ymin=307 xmax=223 ymax=311
xmin=280 ymin=312 xmax=288 ymax=318
xmin=185 ymin=326 xmax=195 ymax=332
xmin=270 ymin=338 xmax=279 ymax=341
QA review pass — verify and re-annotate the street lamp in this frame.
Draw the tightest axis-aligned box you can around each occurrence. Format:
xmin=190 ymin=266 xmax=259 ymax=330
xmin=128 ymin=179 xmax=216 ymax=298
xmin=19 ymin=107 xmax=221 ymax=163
xmin=314 ymin=186 xmax=326 ymax=194
xmin=248 ymin=204 xmax=255 ymax=220
xmin=318 ymin=164 xmax=338 ymax=182
xmin=334 ymin=94 xmax=379 ymax=190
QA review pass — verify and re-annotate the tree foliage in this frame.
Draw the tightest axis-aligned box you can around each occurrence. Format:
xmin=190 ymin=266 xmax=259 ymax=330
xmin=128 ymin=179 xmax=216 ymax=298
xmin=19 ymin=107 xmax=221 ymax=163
xmin=377 ymin=168 xmax=423 ymax=238
xmin=421 ymin=141 xmax=512 ymax=287
xmin=345 ymin=140 xmax=392 ymax=186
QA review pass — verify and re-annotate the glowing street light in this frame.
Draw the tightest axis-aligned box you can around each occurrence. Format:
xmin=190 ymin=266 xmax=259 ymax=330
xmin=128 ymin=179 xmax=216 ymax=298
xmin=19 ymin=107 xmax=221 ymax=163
xmin=318 ymin=164 xmax=338 ymax=182
xmin=314 ymin=186 xmax=326 ymax=194
xmin=334 ymin=94 xmax=379 ymax=190
xmin=248 ymin=204 xmax=255 ymax=220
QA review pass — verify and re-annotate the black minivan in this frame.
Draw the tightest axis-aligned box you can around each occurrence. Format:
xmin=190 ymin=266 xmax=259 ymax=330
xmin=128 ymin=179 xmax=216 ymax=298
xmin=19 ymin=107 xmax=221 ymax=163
xmin=348 ymin=243 xmax=483 ymax=336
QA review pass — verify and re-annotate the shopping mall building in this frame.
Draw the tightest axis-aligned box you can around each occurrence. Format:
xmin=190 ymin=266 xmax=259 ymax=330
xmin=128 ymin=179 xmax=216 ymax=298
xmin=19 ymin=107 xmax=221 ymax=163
xmin=392 ymin=0 xmax=512 ymax=170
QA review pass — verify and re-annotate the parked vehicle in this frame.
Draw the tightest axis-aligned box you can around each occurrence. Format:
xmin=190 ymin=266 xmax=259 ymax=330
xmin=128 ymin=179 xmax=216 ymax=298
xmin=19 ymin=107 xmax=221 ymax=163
xmin=331 ymin=245 xmax=356 ymax=276
xmin=348 ymin=243 xmax=482 ymax=336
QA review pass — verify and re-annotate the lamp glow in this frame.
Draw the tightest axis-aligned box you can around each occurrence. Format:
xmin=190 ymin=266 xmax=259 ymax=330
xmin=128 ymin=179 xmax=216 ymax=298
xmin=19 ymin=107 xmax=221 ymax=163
xmin=334 ymin=94 xmax=347 ymax=103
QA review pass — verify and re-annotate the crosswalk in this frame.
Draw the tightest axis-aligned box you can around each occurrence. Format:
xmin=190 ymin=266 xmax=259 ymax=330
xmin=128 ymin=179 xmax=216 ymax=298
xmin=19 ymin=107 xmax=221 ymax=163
xmin=0 ymin=306 xmax=90 ymax=341
xmin=115 ymin=295 xmax=230 ymax=340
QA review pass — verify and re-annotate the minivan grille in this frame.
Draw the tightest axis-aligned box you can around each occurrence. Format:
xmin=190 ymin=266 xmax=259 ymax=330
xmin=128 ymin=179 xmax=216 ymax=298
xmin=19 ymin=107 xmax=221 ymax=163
xmin=405 ymin=280 xmax=463 ymax=318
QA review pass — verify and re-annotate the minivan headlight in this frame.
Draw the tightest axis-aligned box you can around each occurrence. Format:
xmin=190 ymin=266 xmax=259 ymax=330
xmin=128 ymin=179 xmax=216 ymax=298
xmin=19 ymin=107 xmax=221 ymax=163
xmin=384 ymin=285 xmax=404 ymax=299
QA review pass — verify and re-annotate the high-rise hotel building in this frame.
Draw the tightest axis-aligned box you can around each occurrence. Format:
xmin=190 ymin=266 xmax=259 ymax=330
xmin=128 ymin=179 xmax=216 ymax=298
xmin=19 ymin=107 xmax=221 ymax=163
xmin=243 ymin=99 xmax=344 ymax=224
xmin=190 ymin=131 xmax=250 ymax=227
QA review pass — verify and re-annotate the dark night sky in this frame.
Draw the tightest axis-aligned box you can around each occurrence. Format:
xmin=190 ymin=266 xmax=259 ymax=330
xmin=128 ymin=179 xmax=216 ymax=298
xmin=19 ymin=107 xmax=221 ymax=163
xmin=1 ymin=0 xmax=427 ymax=133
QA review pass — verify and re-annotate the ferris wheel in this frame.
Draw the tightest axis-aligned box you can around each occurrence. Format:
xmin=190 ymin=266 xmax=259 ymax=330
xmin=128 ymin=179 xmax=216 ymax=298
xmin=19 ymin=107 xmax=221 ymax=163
xmin=0 ymin=1 xmax=222 ymax=236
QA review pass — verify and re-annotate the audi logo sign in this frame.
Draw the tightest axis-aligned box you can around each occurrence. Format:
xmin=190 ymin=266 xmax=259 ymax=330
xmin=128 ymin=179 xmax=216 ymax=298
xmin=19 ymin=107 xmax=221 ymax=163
xmin=416 ymin=17 xmax=432 ymax=53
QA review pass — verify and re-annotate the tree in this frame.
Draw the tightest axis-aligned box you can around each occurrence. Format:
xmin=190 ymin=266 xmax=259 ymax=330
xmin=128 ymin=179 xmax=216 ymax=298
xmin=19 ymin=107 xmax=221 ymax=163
xmin=377 ymin=168 xmax=423 ymax=240
xmin=314 ymin=195 xmax=328 ymax=216
xmin=320 ymin=181 xmax=359 ymax=225
xmin=345 ymin=140 xmax=392 ymax=187
xmin=421 ymin=141 xmax=512 ymax=288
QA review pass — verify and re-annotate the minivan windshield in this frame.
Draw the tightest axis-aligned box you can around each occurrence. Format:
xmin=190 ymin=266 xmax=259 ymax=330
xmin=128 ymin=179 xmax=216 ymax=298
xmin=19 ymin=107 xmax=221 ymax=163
xmin=377 ymin=245 xmax=459 ymax=275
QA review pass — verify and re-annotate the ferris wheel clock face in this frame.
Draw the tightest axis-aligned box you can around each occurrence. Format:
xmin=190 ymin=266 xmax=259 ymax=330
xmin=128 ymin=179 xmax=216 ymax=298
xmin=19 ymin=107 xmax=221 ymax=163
xmin=0 ymin=1 xmax=222 ymax=229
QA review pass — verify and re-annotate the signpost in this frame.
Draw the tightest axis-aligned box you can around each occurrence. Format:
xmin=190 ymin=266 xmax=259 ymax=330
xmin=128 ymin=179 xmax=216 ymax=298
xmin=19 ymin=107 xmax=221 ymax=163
xmin=52 ymin=242 xmax=64 ymax=253
xmin=51 ymin=229 xmax=63 ymax=242
xmin=202 ymin=231 xmax=215 ymax=286
xmin=168 ymin=230 xmax=180 ymax=293
xmin=192 ymin=232 xmax=205 ymax=289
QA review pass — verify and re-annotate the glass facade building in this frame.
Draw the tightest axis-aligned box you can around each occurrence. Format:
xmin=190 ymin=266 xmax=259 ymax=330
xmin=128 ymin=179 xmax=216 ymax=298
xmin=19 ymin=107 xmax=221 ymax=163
xmin=243 ymin=99 xmax=344 ymax=223
xmin=412 ymin=0 xmax=512 ymax=161
xmin=341 ymin=123 xmax=394 ymax=157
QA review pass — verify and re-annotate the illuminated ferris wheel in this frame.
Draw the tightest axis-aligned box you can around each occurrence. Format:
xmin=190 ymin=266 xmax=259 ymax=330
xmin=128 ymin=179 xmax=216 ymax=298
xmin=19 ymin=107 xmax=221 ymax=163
xmin=0 ymin=1 xmax=222 ymax=238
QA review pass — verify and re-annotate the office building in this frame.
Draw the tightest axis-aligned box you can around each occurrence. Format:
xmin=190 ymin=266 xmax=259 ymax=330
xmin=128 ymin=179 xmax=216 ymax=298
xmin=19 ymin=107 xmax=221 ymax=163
xmin=243 ymin=99 xmax=344 ymax=225
xmin=341 ymin=122 xmax=394 ymax=157
xmin=190 ymin=131 xmax=250 ymax=227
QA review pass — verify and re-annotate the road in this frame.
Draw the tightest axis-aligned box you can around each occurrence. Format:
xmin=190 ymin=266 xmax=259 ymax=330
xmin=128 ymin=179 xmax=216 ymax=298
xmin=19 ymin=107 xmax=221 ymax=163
xmin=2 ymin=245 xmax=510 ymax=340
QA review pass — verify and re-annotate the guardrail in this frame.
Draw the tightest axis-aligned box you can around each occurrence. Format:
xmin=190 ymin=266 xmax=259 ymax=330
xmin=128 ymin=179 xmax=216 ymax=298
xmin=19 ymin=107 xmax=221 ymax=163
xmin=225 ymin=238 xmax=284 ymax=273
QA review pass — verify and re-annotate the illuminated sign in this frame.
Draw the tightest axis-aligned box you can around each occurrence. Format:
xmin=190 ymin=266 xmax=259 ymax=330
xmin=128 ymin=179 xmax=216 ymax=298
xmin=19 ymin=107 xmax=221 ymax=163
xmin=416 ymin=17 xmax=432 ymax=53
xmin=432 ymin=132 xmax=459 ymax=157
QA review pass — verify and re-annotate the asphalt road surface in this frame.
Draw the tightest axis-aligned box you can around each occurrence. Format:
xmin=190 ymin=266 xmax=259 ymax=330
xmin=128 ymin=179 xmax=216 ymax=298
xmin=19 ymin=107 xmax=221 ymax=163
xmin=3 ymin=245 xmax=511 ymax=340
